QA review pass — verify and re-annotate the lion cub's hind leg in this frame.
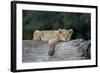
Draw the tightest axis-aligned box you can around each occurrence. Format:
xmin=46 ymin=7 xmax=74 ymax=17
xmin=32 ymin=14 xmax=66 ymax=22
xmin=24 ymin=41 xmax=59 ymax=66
xmin=33 ymin=30 xmax=43 ymax=41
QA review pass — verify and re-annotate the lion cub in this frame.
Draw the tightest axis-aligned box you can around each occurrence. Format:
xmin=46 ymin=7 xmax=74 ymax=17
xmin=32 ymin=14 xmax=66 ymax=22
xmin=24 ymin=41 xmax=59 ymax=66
xmin=33 ymin=29 xmax=73 ymax=56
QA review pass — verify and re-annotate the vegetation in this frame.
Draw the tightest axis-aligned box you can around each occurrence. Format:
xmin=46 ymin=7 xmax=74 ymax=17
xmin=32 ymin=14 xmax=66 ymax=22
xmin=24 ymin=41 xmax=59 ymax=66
xmin=23 ymin=10 xmax=91 ymax=40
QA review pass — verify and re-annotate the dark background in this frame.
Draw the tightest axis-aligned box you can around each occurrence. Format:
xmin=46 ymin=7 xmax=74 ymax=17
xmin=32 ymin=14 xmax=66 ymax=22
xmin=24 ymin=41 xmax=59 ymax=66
xmin=23 ymin=10 xmax=91 ymax=40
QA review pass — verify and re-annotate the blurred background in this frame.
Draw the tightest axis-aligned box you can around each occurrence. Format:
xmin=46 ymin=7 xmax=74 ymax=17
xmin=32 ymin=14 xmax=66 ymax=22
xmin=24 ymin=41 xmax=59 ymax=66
xmin=23 ymin=10 xmax=91 ymax=40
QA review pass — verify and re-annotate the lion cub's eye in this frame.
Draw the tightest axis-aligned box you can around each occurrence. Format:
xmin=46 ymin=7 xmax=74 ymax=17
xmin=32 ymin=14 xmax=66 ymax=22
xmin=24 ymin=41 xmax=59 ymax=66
xmin=63 ymin=33 xmax=66 ymax=36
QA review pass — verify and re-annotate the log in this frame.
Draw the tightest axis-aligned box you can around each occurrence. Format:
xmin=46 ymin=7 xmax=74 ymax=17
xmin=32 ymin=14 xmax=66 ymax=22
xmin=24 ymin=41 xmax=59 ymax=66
xmin=22 ymin=39 xmax=91 ymax=63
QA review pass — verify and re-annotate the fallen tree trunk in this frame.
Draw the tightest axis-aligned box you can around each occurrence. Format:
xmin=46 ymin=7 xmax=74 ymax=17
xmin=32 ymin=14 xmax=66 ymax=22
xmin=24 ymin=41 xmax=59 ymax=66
xmin=22 ymin=39 xmax=91 ymax=63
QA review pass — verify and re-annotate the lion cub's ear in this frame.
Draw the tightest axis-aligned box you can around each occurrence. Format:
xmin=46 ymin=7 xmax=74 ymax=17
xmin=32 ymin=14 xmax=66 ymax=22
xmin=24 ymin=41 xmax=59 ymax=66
xmin=58 ymin=29 xmax=62 ymax=34
xmin=69 ymin=29 xmax=73 ymax=34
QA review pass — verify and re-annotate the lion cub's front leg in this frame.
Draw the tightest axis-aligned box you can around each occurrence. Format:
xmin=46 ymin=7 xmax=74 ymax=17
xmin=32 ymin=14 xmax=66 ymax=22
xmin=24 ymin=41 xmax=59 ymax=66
xmin=48 ymin=39 xmax=59 ymax=56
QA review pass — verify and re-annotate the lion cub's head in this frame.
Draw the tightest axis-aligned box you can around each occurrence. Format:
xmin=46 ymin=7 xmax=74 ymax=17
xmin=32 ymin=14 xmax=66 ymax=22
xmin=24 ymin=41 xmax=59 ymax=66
xmin=58 ymin=29 xmax=73 ymax=41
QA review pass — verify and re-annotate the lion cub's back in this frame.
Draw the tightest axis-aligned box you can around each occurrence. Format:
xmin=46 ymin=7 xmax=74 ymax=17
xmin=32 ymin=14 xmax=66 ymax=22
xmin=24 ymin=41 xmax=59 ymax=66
xmin=42 ymin=30 xmax=59 ymax=41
